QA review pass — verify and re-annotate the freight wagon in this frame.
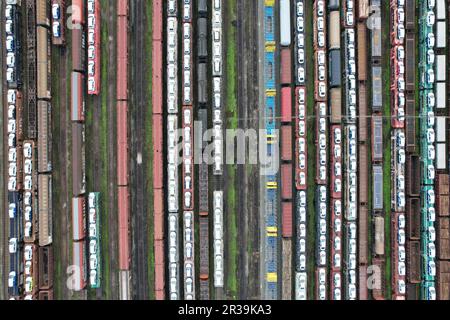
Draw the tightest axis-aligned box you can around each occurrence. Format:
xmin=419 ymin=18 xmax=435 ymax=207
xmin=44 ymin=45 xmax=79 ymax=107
xmin=358 ymin=84 xmax=368 ymax=143
xmin=197 ymin=18 xmax=208 ymax=59
xmin=372 ymin=66 xmax=382 ymax=112
xmin=72 ymin=241 xmax=87 ymax=290
xmin=357 ymin=23 xmax=367 ymax=81
xmin=279 ymin=0 xmax=291 ymax=47
xmin=328 ymin=11 xmax=341 ymax=50
xmin=38 ymin=174 xmax=53 ymax=247
xmin=71 ymin=72 xmax=85 ymax=122
xmin=38 ymin=246 xmax=54 ymax=290
xmin=117 ymin=101 xmax=129 ymax=186
xmin=37 ymin=101 xmax=52 ymax=173
xmin=372 ymin=116 xmax=383 ymax=162
xmin=72 ymin=123 xmax=86 ymax=196
xmin=72 ymin=197 xmax=86 ymax=242
xmin=280 ymin=49 xmax=292 ymax=85
xmin=117 ymin=15 xmax=128 ymax=100
xmin=329 ymin=87 xmax=342 ymax=124
xmin=37 ymin=26 xmax=51 ymax=99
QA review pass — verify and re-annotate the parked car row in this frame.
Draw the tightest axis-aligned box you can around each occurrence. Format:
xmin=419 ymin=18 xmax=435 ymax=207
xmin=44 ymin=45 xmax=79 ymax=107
xmin=419 ymin=0 xmax=437 ymax=300
xmin=315 ymin=186 xmax=328 ymax=271
xmin=167 ymin=115 xmax=179 ymax=213
xmin=167 ymin=17 xmax=178 ymax=114
xmin=343 ymin=0 xmax=355 ymax=28
xmin=212 ymin=1 xmax=223 ymax=177
xmin=330 ymin=126 xmax=343 ymax=300
xmin=295 ymin=191 xmax=307 ymax=300
xmin=88 ymin=193 xmax=101 ymax=288
xmin=312 ymin=0 xmax=328 ymax=300
xmin=295 ymin=87 xmax=307 ymax=190
xmin=168 ymin=212 xmax=179 ymax=300
xmin=86 ymin=0 xmax=100 ymax=94
xmin=22 ymin=141 xmax=35 ymax=240
xmin=295 ymin=0 xmax=306 ymax=86
xmin=313 ymin=1 xmax=327 ymax=101
xmin=5 ymin=3 xmax=20 ymax=88
xmin=394 ymin=211 xmax=407 ymax=297
xmin=183 ymin=211 xmax=195 ymax=299
xmin=7 ymin=192 xmax=21 ymax=297
xmin=23 ymin=245 xmax=35 ymax=298
xmin=182 ymin=108 xmax=194 ymax=211
xmin=344 ymin=15 xmax=358 ymax=299
xmin=182 ymin=18 xmax=192 ymax=104
xmin=7 ymin=90 xmax=20 ymax=192
xmin=213 ymin=191 xmax=224 ymax=288
xmin=51 ymin=1 xmax=65 ymax=44
xmin=167 ymin=11 xmax=179 ymax=298
xmin=394 ymin=130 xmax=407 ymax=212
xmin=344 ymin=29 xmax=357 ymax=122
xmin=212 ymin=0 xmax=222 ymax=77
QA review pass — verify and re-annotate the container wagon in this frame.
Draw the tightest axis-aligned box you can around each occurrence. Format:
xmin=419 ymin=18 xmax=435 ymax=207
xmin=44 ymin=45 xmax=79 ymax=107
xmin=279 ymin=0 xmax=291 ymax=47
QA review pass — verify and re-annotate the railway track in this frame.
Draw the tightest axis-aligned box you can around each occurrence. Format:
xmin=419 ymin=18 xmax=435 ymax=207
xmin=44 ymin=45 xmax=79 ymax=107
xmin=130 ymin=0 xmax=149 ymax=300
xmin=236 ymin=0 xmax=261 ymax=300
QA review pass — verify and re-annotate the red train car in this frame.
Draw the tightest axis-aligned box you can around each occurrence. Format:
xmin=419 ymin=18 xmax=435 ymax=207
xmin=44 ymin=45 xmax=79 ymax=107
xmin=153 ymin=115 xmax=164 ymax=189
xmin=280 ymin=48 xmax=292 ymax=85
xmin=118 ymin=186 xmax=130 ymax=270
xmin=281 ymin=164 xmax=293 ymax=200
xmin=281 ymin=87 xmax=292 ymax=123
xmin=72 ymin=28 xmax=86 ymax=73
xmin=117 ymin=101 xmax=129 ymax=186
xmin=72 ymin=197 xmax=86 ymax=241
xmin=117 ymin=16 xmax=128 ymax=100
xmin=281 ymin=202 xmax=293 ymax=238
xmin=152 ymin=0 xmax=164 ymax=300
xmin=295 ymin=87 xmax=307 ymax=190
xmin=71 ymin=0 xmax=85 ymax=25
xmin=154 ymin=239 xmax=165 ymax=300
xmin=281 ymin=125 xmax=292 ymax=162
xmin=71 ymin=72 xmax=85 ymax=122
xmin=152 ymin=42 xmax=163 ymax=114
xmin=117 ymin=0 xmax=129 ymax=16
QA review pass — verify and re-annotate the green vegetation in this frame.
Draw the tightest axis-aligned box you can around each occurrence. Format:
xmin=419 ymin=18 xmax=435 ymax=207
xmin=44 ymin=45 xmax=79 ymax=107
xmin=51 ymin=51 xmax=63 ymax=299
xmin=381 ymin=0 xmax=392 ymax=298
xmin=145 ymin=0 xmax=155 ymax=299
xmin=225 ymin=0 xmax=238 ymax=299
xmin=304 ymin=0 xmax=316 ymax=298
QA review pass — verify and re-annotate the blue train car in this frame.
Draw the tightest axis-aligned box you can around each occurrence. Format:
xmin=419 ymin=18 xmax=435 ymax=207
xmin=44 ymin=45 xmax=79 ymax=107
xmin=265 ymin=51 xmax=276 ymax=90
xmin=264 ymin=5 xmax=275 ymax=43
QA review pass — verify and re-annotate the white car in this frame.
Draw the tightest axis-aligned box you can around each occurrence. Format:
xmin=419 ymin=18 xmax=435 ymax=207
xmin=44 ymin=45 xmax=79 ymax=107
xmin=24 ymin=142 xmax=33 ymax=158
xmin=52 ymin=22 xmax=61 ymax=38
xmin=9 ymin=238 xmax=17 ymax=253
xmin=9 ymin=203 xmax=16 ymax=219
xmin=90 ymin=239 xmax=97 ymax=254
xmin=24 ymin=245 xmax=33 ymax=261
xmin=25 ymin=277 xmax=33 ymax=293
xmin=427 ymin=11 xmax=435 ymax=26
xmin=90 ymin=255 xmax=98 ymax=270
